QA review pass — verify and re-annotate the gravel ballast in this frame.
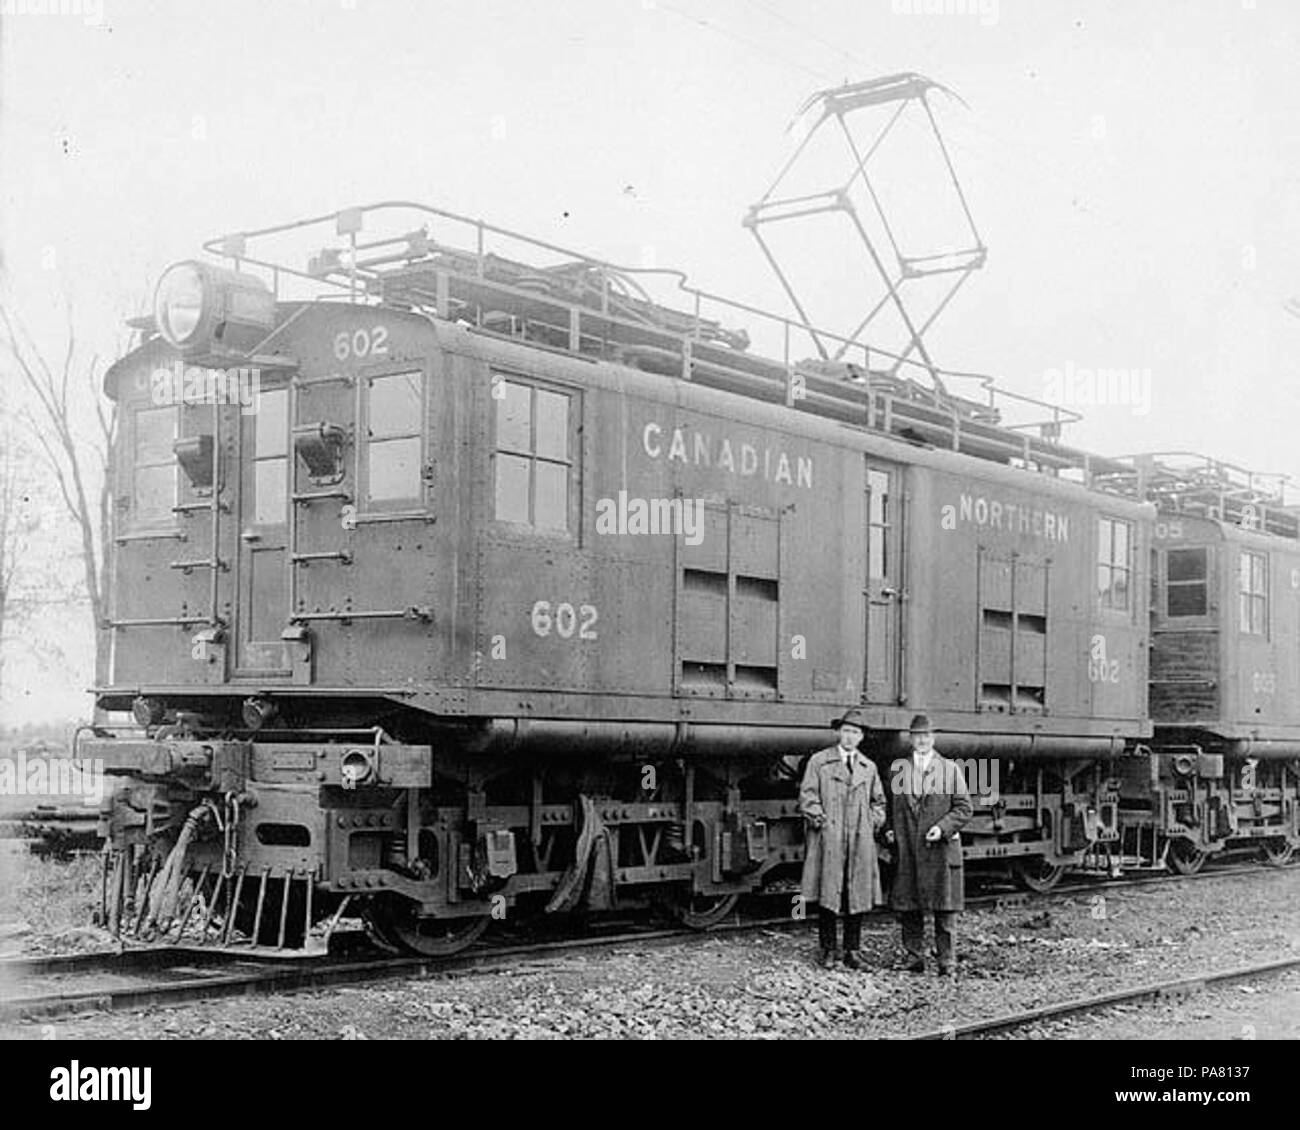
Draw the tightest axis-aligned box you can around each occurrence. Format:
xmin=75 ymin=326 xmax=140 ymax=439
xmin=2 ymin=865 xmax=1297 ymax=1040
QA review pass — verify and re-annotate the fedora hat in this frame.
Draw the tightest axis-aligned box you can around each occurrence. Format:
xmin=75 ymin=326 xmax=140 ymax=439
xmin=831 ymin=707 xmax=871 ymax=732
xmin=908 ymin=713 xmax=935 ymax=734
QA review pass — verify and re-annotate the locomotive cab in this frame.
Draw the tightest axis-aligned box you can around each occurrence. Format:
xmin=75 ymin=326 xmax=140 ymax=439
xmin=1127 ymin=457 xmax=1300 ymax=870
xmin=94 ymin=260 xmax=469 ymax=950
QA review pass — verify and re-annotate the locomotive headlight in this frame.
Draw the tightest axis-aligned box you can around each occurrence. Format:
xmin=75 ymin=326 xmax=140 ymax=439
xmin=154 ymin=262 xmax=206 ymax=346
xmin=152 ymin=260 xmax=276 ymax=355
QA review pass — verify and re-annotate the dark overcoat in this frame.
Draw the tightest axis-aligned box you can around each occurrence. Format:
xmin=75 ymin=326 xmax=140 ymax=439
xmin=799 ymin=747 xmax=886 ymax=915
xmin=887 ymin=753 xmax=973 ymax=912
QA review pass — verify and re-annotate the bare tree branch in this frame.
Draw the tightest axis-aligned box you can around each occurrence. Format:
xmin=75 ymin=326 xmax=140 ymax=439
xmin=0 ymin=410 xmax=41 ymax=701
xmin=0 ymin=302 xmax=117 ymax=689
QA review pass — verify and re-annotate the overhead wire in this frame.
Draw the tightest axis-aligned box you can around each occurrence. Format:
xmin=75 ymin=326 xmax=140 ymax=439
xmin=743 ymin=0 xmax=869 ymax=75
xmin=654 ymin=1 xmax=837 ymax=83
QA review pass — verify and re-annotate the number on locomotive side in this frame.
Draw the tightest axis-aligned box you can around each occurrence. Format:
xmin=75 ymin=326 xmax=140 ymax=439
xmin=333 ymin=326 xmax=390 ymax=361
xmin=1153 ymin=520 xmax=1185 ymax=540
xmin=530 ymin=600 xmax=598 ymax=640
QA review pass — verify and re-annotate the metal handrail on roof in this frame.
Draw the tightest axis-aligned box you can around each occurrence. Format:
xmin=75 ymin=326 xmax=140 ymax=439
xmin=200 ymin=201 xmax=1115 ymax=480
xmin=1096 ymin=452 xmax=1299 ymax=540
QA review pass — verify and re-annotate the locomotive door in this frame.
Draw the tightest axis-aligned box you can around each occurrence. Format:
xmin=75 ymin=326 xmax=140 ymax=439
xmin=864 ymin=461 xmax=902 ymax=703
xmin=234 ymin=383 xmax=292 ymax=677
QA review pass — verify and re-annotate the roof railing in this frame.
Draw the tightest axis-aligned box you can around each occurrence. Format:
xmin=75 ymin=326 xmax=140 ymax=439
xmin=199 ymin=201 xmax=1116 ymax=481
xmin=1096 ymin=452 xmax=1299 ymax=540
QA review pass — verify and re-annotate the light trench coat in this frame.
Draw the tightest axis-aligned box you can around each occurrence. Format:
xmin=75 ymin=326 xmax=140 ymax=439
xmin=799 ymin=746 xmax=886 ymax=915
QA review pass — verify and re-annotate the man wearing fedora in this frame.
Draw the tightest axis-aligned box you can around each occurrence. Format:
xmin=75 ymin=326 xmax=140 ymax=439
xmin=885 ymin=714 xmax=972 ymax=975
xmin=799 ymin=707 xmax=887 ymax=969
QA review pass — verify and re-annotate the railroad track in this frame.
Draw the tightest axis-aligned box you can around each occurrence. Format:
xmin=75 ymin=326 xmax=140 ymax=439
xmin=908 ymin=955 xmax=1300 ymax=1040
xmin=0 ymin=921 xmax=763 ymax=1023
xmin=1 ymin=858 xmax=1294 ymax=1023
xmin=966 ymin=854 xmax=1295 ymax=906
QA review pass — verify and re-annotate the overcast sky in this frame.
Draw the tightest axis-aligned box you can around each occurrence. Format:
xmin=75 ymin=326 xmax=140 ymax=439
xmin=2 ymin=0 xmax=1299 ymax=722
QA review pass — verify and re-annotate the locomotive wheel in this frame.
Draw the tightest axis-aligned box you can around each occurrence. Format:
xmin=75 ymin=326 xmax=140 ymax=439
xmin=675 ymin=891 xmax=740 ymax=929
xmin=364 ymin=897 xmax=490 ymax=957
xmin=1011 ymin=857 xmax=1065 ymax=893
xmin=1167 ymin=839 xmax=1208 ymax=875
xmin=1260 ymin=839 xmax=1296 ymax=867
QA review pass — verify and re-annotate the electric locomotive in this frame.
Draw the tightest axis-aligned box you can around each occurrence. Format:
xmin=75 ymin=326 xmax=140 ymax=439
xmin=1102 ymin=454 xmax=1300 ymax=872
xmin=79 ymin=202 xmax=1196 ymax=954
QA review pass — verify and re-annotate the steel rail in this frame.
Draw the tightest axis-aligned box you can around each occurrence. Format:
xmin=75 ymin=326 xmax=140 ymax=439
xmin=0 ymin=926 xmax=741 ymax=1022
xmin=1 ymin=855 xmax=1290 ymax=981
xmin=907 ymin=956 xmax=1300 ymax=1040
xmin=2 ymin=858 xmax=1293 ymax=1022
xmin=0 ymin=947 xmax=232 ymax=980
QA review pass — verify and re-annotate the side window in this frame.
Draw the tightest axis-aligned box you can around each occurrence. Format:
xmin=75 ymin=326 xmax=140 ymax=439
xmin=252 ymin=387 xmax=288 ymax=526
xmin=866 ymin=469 xmax=889 ymax=580
xmin=1097 ymin=516 xmax=1133 ymax=612
xmin=363 ymin=372 xmax=424 ymax=508
xmin=1239 ymin=550 xmax=1268 ymax=635
xmin=1165 ymin=547 xmax=1208 ymax=617
xmin=492 ymin=376 xmax=574 ymax=533
xmin=131 ymin=404 xmax=178 ymax=529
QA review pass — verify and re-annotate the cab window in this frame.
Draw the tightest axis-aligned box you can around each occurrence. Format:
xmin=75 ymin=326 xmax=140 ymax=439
xmin=251 ymin=387 xmax=288 ymax=526
xmin=1239 ymin=551 xmax=1268 ymax=635
xmin=1097 ymin=516 xmax=1133 ymax=612
xmin=131 ymin=405 xmax=178 ymax=529
xmin=1165 ymin=547 xmax=1207 ymax=617
xmin=362 ymin=372 xmax=424 ymax=507
xmin=492 ymin=377 xmax=574 ymax=533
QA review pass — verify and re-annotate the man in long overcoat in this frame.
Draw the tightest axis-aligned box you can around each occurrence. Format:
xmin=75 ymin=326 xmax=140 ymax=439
xmin=799 ymin=707 xmax=886 ymax=969
xmin=886 ymin=714 xmax=973 ymax=975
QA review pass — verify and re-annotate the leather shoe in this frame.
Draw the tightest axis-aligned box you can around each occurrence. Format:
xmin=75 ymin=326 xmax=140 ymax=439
xmin=843 ymin=949 xmax=863 ymax=970
xmin=906 ymin=959 xmax=926 ymax=974
xmin=819 ymin=948 xmax=838 ymax=969
xmin=937 ymin=965 xmax=955 ymax=977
